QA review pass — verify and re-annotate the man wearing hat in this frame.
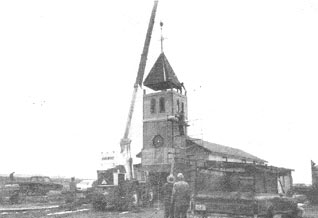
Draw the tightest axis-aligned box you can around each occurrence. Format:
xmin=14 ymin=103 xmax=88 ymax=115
xmin=68 ymin=177 xmax=77 ymax=210
xmin=171 ymin=173 xmax=190 ymax=218
xmin=163 ymin=174 xmax=175 ymax=218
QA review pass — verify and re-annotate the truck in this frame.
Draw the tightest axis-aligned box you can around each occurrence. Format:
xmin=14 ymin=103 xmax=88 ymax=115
xmin=186 ymin=161 xmax=303 ymax=218
xmin=92 ymin=165 xmax=154 ymax=210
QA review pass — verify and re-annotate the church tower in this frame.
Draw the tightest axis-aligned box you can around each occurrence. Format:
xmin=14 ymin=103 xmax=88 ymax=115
xmin=141 ymin=41 xmax=188 ymax=173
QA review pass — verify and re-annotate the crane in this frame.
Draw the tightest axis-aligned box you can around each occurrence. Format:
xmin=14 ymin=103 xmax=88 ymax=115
xmin=120 ymin=1 xmax=158 ymax=180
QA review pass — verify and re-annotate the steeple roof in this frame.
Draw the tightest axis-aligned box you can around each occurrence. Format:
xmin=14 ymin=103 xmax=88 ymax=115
xmin=143 ymin=52 xmax=182 ymax=91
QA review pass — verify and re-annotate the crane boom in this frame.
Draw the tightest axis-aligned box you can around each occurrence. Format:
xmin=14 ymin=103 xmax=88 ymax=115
xmin=120 ymin=1 xmax=158 ymax=180
xmin=135 ymin=1 xmax=159 ymax=88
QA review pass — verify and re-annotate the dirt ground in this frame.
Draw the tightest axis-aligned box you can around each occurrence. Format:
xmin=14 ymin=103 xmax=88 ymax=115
xmin=1 ymin=206 xmax=163 ymax=218
xmin=303 ymin=205 xmax=318 ymax=218
xmin=1 ymin=204 xmax=318 ymax=218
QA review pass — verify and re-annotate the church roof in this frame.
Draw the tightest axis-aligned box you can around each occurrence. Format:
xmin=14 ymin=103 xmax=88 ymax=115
xmin=137 ymin=138 xmax=266 ymax=164
xmin=143 ymin=52 xmax=182 ymax=91
xmin=187 ymin=138 xmax=267 ymax=164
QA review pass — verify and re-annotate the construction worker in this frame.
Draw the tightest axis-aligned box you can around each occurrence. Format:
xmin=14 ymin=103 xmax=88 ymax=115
xmin=171 ymin=173 xmax=190 ymax=218
xmin=176 ymin=111 xmax=185 ymax=136
xmin=69 ymin=177 xmax=77 ymax=210
xmin=163 ymin=174 xmax=175 ymax=218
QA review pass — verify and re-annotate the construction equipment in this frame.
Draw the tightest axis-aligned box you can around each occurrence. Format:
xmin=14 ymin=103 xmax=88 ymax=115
xmin=120 ymin=0 xmax=158 ymax=181
xmin=93 ymin=1 xmax=158 ymax=210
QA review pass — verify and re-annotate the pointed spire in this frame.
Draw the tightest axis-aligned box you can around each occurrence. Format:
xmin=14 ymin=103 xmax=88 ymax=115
xmin=143 ymin=53 xmax=182 ymax=91
xmin=143 ymin=21 xmax=182 ymax=91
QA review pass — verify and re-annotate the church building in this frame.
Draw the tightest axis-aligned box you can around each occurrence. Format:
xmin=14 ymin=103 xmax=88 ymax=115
xmin=134 ymin=29 xmax=293 ymax=196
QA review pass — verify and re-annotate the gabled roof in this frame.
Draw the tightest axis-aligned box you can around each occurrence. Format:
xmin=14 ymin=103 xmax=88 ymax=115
xmin=143 ymin=52 xmax=182 ymax=91
xmin=187 ymin=138 xmax=266 ymax=164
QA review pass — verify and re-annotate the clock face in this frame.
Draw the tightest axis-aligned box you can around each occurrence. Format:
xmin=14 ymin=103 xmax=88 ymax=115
xmin=153 ymin=135 xmax=164 ymax=147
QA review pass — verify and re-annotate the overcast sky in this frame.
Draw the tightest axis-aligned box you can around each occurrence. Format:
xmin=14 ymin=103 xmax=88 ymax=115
xmin=0 ymin=0 xmax=317 ymax=183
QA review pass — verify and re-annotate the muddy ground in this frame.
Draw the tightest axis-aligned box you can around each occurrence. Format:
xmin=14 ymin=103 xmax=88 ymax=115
xmin=1 ymin=205 xmax=163 ymax=218
xmin=303 ymin=205 xmax=318 ymax=218
xmin=1 ymin=205 xmax=318 ymax=218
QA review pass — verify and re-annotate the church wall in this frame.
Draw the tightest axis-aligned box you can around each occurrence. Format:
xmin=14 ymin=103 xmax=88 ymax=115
xmin=142 ymin=90 xmax=188 ymax=168
xmin=143 ymin=90 xmax=188 ymax=150
xmin=278 ymin=172 xmax=293 ymax=194
xmin=254 ymin=172 xmax=278 ymax=193
xmin=143 ymin=90 xmax=187 ymax=121
xmin=208 ymin=154 xmax=255 ymax=164
xmin=143 ymin=120 xmax=173 ymax=149
xmin=141 ymin=147 xmax=175 ymax=165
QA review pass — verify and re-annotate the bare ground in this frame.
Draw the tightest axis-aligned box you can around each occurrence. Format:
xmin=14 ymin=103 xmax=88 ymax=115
xmin=303 ymin=205 xmax=318 ymax=218
xmin=1 ymin=204 xmax=318 ymax=218
xmin=1 ymin=206 xmax=163 ymax=218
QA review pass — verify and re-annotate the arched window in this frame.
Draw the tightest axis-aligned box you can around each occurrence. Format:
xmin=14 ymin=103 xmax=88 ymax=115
xmin=159 ymin=97 xmax=165 ymax=113
xmin=150 ymin=98 xmax=156 ymax=114
xmin=177 ymin=100 xmax=180 ymax=112
xmin=181 ymin=102 xmax=184 ymax=113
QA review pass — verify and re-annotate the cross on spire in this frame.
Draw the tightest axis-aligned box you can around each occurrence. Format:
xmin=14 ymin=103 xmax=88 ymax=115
xmin=143 ymin=21 xmax=182 ymax=91
xmin=160 ymin=21 xmax=164 ymax=53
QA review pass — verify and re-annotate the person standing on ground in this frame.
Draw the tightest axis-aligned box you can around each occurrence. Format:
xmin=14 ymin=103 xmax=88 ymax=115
xmin=163 ymin=175 xmax=175 ymax=218
xmin=171 ymin=173 xmax=191 ymax=218
xmin=69 ymin=177 xmax=77 ymax=209
xmin=9 ymin=172 xmax=15 ymax=183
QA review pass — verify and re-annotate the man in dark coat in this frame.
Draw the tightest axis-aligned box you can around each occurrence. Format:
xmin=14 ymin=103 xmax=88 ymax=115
xmin=9 ymin=172 xmax=15 ymax=183
xmin=171 ymin=173 xmax=191 ymax=218
xmin=68 ymin=177 xmax=77 ymax=210
xmin=163 ymin=175 xmax=175 ymax=218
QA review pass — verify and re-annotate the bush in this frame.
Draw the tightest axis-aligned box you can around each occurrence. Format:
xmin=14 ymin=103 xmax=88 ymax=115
xmin=92 ymin=182 xmax=140 ymax=211
xmin=92 ymin=187 xmax=119 ymax=211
